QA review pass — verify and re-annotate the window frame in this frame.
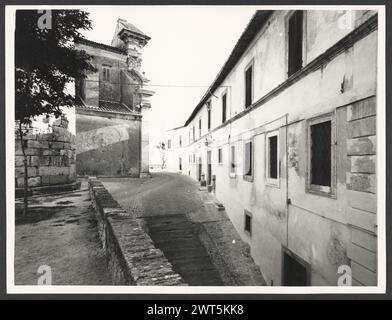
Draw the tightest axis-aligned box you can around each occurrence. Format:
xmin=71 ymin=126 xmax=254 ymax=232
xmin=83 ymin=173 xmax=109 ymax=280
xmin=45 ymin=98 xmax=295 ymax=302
xmin=207 ymin=100 xmax=212 ymax=131
xmin=243 ymin=138 xmax=254 ymax=182
xmin=229 ymin=144 xmax=236 ymax=178
xmin=244 ymin=59 xmax=254 ymax=109
xmin=266 ymin=130 xmax=280 ymax=187
xmin=306 ymin=113 xmax=336 ymax=198
xmin=102 ymin=65 xmax=111 ymax=82
xmin=244 ymin=210 xmax=252 ymax=237
xmin=218 ymin=148 xmax=223 ymax=165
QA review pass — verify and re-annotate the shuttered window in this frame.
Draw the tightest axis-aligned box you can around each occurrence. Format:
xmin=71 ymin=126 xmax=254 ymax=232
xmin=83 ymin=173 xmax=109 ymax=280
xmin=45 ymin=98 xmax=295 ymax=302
xmin=310 ymin=121 xmax=331 ymax=187
xmin=222 ymin=93 xmax=227 ymax=123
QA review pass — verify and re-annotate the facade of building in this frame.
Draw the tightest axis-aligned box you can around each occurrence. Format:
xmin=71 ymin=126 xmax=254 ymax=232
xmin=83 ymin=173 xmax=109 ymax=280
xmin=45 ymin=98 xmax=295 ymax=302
xmin=165 ymin=10 xmax=378 ymax=286
xmin=75 ymin=19 xmax=154 ymax=177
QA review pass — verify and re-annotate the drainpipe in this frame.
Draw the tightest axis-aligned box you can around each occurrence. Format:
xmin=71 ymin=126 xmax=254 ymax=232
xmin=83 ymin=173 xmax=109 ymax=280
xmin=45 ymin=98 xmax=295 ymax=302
xmin=285 ymin=113 xmax=289 ymax=248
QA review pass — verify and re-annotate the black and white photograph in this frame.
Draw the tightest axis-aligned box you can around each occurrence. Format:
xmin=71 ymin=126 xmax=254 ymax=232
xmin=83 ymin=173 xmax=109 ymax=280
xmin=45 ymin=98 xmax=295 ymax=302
xmin=3 ymin=3 xmax=387 ymax=297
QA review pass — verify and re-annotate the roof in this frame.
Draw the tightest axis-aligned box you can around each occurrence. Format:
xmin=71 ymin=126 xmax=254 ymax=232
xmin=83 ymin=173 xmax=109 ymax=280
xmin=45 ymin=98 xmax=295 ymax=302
xmin=77 ymin=99 xmax=137 ymax=115
xmin=117 ymin=18 xmax=151 ymax=40
xmin=74 ymin=37 xmax=127 ymax=55
xmin=184 ymin=10 xmax=272 ymax=126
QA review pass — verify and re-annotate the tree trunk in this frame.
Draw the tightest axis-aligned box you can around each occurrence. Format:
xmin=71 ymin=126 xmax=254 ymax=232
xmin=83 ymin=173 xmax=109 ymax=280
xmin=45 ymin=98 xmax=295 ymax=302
xmin=18 ymin=122 xmax=28 ymax=216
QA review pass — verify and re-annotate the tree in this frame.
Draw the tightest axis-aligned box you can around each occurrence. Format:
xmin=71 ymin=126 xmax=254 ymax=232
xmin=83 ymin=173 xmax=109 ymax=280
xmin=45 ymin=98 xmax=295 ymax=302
xmin=156 ymin=142 xmax=166 ymax=170
xmin=15 ymin=10 xmax=96 ymax=215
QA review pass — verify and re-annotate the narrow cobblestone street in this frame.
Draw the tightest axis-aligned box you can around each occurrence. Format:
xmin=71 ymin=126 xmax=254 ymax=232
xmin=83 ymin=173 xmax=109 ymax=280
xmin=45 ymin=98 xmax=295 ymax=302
xmin=102 ymin=173 xmax=265 ymax=286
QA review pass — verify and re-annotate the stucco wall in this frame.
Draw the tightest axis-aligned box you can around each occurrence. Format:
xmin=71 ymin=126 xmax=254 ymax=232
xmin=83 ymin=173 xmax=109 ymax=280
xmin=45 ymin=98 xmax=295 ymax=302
xmin=164 ymin=11 xmax=378 ymax=286
xmin=76 ymin=112 xmax=141 ymax=177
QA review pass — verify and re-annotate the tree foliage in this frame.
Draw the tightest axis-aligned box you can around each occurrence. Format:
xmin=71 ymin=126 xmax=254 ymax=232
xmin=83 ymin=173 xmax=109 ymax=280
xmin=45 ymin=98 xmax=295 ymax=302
xmin=15 ymin=9 xmax=96 ymax=124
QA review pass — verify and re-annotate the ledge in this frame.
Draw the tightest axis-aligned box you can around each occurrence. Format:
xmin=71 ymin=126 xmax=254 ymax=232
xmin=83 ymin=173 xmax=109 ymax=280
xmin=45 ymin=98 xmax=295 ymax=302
xmin=15 ymin=181 xmax=81 ymax=198
xmin=88 ymin=178 xmax=186 ymax=286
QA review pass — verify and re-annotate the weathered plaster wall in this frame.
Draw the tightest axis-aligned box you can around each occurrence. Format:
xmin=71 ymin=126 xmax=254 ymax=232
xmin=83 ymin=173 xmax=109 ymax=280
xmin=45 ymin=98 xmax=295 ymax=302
xmin=76 ymin=112 xmax=141 ymax=177
xmin=165 ymin=11 xmax=378 ymax=286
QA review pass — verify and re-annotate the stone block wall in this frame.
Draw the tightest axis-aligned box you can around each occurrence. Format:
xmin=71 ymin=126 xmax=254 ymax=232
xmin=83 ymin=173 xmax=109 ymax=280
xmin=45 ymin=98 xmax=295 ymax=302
xmin=15 ymin=117 xmax=77 ymax=193
xmin=345 ymin=95 xmax=377 ymax=286
xmin=88 ymin=178 xmax=186 ymax=286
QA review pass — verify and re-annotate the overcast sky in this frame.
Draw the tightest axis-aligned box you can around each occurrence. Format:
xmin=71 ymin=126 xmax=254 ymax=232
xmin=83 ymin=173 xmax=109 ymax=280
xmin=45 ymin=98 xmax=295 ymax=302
xmin=79 ymin=6 xmax=256 ymax=163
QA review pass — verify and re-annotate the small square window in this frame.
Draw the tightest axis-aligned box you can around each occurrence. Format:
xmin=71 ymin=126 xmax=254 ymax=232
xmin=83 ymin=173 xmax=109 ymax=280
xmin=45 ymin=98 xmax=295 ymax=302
xmin=244 ymin=141 xmax=253 ymax=181
xmin=244 ymin=210 xmax=252 ymax=236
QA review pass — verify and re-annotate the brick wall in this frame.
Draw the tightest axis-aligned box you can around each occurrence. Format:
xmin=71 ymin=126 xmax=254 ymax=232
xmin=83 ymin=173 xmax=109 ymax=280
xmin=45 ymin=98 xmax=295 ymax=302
xmin=15 ymin=117 xmax=76 ymax=192
xmin=346 ymin=95 xmax=377 ymax=286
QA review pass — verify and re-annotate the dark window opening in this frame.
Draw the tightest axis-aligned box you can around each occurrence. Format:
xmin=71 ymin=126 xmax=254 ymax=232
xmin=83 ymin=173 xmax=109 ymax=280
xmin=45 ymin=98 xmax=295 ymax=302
xmin=222 ymin=93 xmax=227 ymax=123
xmin=245 ymin=65 xmax=253 ymax=108
xmin=179 ymin=158 xmax=182 ymax=171
xmin=218 ymin=148 xmax=222 ymax=164
xmin=269 ymin=136 xmax=278 ymax=179
xmin=288 ymin=10 xmax=303 ymax=77
xmin=192 ymin=126 xmax=195 ymax=141
xmin=102 ymin=66 xmax=111 ymax=82
xmin=283 ymin=250 xmax=309 ymax=286
xmin=199 ymin=118 xmax=202 ymax=138
xmin=244 ymin=141 xmax=253 ymax=177
xmin=167 ymin=139 xmax=171 ymax=149
xmin=244 ymin=211 xmax=252 ymax=235
xmin=179 ymin=136 xmax=182 ymax=147
xmin=310 ymin=121 xmax=331 ymax=187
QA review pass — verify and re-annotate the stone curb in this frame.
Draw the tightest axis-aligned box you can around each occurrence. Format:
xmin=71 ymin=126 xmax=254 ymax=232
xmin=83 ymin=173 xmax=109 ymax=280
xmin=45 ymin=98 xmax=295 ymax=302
xmin=88 ymin=178 xmax=186 ymax=286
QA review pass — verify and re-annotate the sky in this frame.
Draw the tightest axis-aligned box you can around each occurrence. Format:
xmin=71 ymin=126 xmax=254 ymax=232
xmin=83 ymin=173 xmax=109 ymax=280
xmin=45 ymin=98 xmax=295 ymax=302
xmin=79 ymin=6 xmax=256 ymax=164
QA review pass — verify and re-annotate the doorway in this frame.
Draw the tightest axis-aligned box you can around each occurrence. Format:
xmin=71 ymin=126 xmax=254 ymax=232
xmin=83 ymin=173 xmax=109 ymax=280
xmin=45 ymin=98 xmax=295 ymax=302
xmin=207 ymin=151 xmax=212 ymax=185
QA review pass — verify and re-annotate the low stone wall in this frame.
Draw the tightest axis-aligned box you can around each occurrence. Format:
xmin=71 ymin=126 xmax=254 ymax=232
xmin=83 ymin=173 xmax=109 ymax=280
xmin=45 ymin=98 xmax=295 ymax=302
xmin=88 ymin=178 xmax=186 ymax=286
xmin=15 ymin=117 xmax=77 ymax=196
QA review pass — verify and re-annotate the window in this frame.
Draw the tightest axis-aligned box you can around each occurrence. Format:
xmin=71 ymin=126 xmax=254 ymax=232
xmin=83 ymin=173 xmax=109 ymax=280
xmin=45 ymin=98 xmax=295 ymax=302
xmin=222 ymin=92 xmax=227 ymax=123
xmin=266 ymin=132 xmax=279 ymax=185
xmin=244 ymin=210 xmax=252 ymax=236
xmin=199 ymin=118 xmax=202 ymax=138
xmin=218 ymin=148 xmax=223 ymax=164
xmin=282 ymin=248 xmax=310 ymax=286
xmin=230 ymin=145 xmax=236 ymax=175
xmin=244 ymin=141 xmax=253 ymax=181
xmin=179 ymin=158 xmax=182 ymax=171
xmin=307 ymin=114 xmax=335 ymax=196
xmin=102 ymin=65 xmax=111 ymax=82
xmin=192 ymin=126 xmax=195 ymax=142
xmin=179 ymin=135 xmax=182 ymax=147
xmin=207 ymin=101 xmax=211 ymax=131
xmin=167 ymin=139 xmax=171 ymax=149
xmin=245 ymin=63 xmax=253 ymax=108
xmin=288 ymin=10 xmax=304 ymax=77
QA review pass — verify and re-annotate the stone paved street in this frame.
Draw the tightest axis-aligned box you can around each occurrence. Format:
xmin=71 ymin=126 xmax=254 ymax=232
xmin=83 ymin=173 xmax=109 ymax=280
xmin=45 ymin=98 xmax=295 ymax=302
xmin=102 ymin=173 xmax=265 ymax=286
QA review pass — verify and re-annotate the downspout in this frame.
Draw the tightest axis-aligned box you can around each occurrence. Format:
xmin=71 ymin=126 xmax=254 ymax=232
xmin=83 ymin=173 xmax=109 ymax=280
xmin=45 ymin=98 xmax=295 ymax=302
xmin=285 ymin=113 xmax=289 ymax=248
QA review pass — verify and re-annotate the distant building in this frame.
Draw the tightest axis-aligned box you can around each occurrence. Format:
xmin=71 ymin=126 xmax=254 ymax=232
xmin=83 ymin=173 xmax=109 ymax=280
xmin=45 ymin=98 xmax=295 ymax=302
xmin=75 ymin=18 xmax=154 ymax=177
xmin=165 ymin=10 xmax=378 ymax=286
